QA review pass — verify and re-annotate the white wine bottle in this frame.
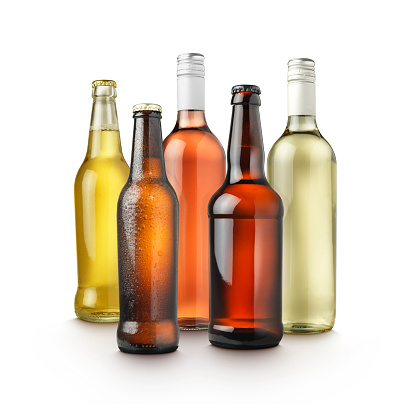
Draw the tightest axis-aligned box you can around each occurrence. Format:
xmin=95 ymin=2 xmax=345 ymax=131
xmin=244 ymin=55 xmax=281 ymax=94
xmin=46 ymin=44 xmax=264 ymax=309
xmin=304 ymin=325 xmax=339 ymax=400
xmin=267 ymin=59 xmax=336 ymax=334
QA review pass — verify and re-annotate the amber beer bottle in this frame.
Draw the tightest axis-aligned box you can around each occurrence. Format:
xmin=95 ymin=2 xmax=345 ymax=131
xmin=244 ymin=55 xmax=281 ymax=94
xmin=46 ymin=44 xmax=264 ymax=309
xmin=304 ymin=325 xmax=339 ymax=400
xmin=164 ymin=53 xmax=225 ymax=330
xmin=117 ymin=104 xmax=179 ymax=354
xmin=74 ymin=80 xmax=129 ymax=323
xmin=208 ymin=85 xmax=284 ymax=349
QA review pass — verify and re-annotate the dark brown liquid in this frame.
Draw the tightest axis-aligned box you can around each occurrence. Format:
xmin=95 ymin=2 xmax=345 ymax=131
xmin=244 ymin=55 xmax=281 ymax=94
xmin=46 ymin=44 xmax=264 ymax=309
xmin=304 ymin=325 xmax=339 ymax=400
xmin=208 ymin=88 xmax=284 ymax=349
xmin=117 ymin=110 xmax=179 ymax=354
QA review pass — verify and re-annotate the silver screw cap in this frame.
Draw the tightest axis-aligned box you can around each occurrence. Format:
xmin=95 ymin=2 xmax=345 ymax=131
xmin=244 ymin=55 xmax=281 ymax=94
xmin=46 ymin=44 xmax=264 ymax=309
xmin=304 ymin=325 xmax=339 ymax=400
xmin=288 ymin=58 xmax=315 ymax=83
xmin=177 ymin=53 xmax=205 ymax=77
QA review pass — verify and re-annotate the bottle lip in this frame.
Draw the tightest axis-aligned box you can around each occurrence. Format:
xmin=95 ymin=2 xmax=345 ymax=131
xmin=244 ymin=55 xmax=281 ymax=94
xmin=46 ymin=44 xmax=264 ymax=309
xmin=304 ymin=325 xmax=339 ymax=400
xmin=287 ymin=58 xmax=315 ymax=83
xmin=132 ymin=103 xmax=162 ymax=113
xmin=92 ymin=80 xmax=117 ymax=88
xmin=231 ymin=85 xmax=261 ymax=95
xmin=177 ymin=53 xmax=205 ymax=77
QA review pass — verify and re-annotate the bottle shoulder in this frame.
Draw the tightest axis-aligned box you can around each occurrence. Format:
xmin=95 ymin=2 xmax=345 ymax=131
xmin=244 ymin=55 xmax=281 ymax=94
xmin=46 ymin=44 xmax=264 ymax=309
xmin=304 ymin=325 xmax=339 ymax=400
xmin=208 ymin=182 xmax=283 ymax=219
xmin=77 ymin=155 xmax=129 ymax=171
xmin=75 ymin=156 xmax=129 ymax=186
xmin=164 ymin=128 xmax=225 ymax=157
xmin=269 ymin=131 xmax=336 ymax=164
xmin=118 ymin=179 xmax=178 ymax=207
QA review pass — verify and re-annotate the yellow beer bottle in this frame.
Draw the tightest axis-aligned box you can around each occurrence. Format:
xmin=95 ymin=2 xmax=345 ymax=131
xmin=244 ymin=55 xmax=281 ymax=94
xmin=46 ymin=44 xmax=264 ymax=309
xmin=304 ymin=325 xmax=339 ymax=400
xmin=74 ymin=80 xmax=129 ymax=322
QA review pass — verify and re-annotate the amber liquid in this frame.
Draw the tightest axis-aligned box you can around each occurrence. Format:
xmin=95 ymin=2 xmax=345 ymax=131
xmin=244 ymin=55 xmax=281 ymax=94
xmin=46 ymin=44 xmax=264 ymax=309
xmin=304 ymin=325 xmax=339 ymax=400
xmin=74 ymin=129 xmax=129 ymax=322
xmin=208 ymin=91 xmax=284 ymax=349
xmin=164 ymin=110 xmax=225 ymax=329
xmin=117 ymin=111 xmax=179 ymax=354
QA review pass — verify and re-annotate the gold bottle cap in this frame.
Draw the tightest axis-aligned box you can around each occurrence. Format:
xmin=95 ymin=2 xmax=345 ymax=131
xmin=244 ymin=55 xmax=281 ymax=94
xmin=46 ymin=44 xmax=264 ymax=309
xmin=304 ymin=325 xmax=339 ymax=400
xmin=92 ymin=80 xmax=117 ymax=88
xmin=132 ymin=103 xmax=162 ymax=113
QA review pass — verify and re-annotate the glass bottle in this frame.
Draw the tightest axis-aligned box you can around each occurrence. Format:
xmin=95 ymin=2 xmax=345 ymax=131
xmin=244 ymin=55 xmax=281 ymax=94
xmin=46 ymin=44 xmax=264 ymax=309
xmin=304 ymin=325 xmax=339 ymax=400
xmin=208 ymin=85 xmax=284 ymax=349
xmin=117 ymin=104 xmax=179 ymax=354
xmin=164 ymin=53 xmax=226 ymax=330
xmin=74 ymin=80 xmax=129 ymax=323
xmin=267 ymin=59 xmax=337 ymax=334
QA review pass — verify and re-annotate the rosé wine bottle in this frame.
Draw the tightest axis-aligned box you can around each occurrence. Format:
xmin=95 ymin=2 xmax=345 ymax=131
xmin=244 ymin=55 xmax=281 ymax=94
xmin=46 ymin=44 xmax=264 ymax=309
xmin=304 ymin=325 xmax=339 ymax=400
xmin=164 ymin=53 xmax=225 ymax=330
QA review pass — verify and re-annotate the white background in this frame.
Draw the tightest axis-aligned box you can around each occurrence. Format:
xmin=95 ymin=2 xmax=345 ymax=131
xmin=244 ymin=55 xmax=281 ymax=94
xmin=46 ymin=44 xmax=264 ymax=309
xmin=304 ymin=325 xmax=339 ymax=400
xmin=1 ymin=1 xmax=415 ymax=414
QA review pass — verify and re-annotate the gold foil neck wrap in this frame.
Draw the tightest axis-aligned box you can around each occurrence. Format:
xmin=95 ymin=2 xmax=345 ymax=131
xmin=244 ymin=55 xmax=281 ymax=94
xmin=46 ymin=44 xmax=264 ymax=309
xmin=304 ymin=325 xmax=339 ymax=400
xmin=92 ymin=80 xmax=117 ymax=88
xmin=132 ymin=103 xmax=162 ymax=113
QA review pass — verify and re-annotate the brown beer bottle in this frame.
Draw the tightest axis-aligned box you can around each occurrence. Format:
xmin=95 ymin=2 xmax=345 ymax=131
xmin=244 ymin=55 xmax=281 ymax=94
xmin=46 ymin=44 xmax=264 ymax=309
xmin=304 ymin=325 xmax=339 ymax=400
xmin=208 ymin=85 xmax=284 ymax=349
xmin=117 ymin=104 xmax=179 ymax=354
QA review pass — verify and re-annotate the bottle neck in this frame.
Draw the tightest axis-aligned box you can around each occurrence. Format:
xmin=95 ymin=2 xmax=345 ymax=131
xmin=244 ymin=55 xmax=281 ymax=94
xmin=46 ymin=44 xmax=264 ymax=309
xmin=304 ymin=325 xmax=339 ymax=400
xmin=90 ymin=94 xmax=119 ymax=131
xmin=130 ymin=112 xmax=166 ymax=181
xmin=286 ymin=115 xmax=318 ymax=132
xmin=177 ymin=76 xmax=205 ymax=111
xmin=176 ymin=110 xmax=207 ymax=129
xmin=87 ymin=94 xmax=122 ymax=158
xmin=227 ymin=101 xmax=265 ymax=184
xmin=287 ymin=82 xmax=316 ymax=117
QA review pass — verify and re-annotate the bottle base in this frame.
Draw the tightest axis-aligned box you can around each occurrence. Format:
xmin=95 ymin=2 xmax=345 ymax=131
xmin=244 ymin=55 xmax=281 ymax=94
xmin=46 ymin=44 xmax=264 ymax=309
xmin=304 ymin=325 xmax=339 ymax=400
xmin=209 ymin=326 xmax=282 ymax=350
xmin=284 ymin=323 xmax=333 ymax=334
xmin=179 ymin=317 xmax=208 ymax=331
xmin=209 ymin=339 xmax=280 ymax=350
xmin=118 ymin=341 xmax=178 ymax=354
xmin=75 ymin=308 xmax=119 ymax=323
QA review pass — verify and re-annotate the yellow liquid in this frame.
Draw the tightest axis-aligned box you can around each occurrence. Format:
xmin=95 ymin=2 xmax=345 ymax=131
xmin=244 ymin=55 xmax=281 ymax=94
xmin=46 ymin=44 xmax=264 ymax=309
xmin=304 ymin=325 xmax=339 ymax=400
xmin=74 ymin=129 xmax=129 ymax=322
xmin=267 ymin=122 xmax=336 ymax=334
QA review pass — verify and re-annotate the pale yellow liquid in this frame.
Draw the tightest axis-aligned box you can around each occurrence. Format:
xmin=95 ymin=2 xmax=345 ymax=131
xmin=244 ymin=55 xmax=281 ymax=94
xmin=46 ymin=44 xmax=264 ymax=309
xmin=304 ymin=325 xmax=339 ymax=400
xmin=74 ymin=129 xmax=129 ymax=322
xmin=267 ymin=118 xmax=336 ymax=334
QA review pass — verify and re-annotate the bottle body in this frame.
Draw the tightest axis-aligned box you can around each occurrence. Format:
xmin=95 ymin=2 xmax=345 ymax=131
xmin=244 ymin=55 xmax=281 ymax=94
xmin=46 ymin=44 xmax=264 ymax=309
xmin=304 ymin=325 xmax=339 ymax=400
xmin=117 ymin=106 xmax=179 ymax=353
xmin=208 ymin=86 xmax=283 ymax=349
xmin=117 ymin=181 xmax=179 ymax=352
xmin=209 ymin=186 xmax=283 ymax=349
xmin=74 ymin=81 xmax=129 ymax=323
xmin=164 ymin=53 xmax=226 ymax=330
xmin=164 ymin=111 xmax=225 ymax=329
xmin=267 ymin=118 xmax=336 ymax=333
